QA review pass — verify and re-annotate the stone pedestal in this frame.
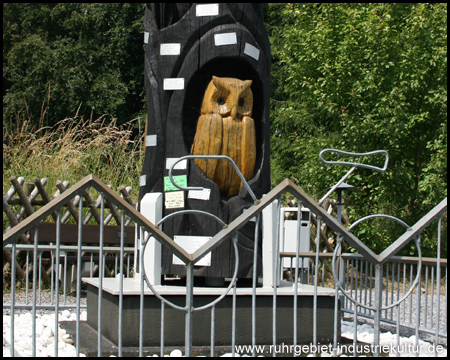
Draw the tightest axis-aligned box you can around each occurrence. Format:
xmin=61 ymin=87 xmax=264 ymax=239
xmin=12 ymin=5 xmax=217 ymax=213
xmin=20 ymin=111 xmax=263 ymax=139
xmin=84 ymin=278 xmax=340 ymax=347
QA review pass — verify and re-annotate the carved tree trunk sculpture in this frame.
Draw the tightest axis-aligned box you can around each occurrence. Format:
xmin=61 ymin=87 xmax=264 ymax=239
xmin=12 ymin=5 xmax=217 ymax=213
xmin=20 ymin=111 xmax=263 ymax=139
xmin=140 ymin=4 xmax=270 ymax=278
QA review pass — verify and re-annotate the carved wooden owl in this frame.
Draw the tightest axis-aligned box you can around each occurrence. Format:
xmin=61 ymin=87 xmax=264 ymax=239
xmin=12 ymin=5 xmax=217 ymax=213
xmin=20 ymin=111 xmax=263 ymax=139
xmin=191 ymin=76 xmax=256 ymax=198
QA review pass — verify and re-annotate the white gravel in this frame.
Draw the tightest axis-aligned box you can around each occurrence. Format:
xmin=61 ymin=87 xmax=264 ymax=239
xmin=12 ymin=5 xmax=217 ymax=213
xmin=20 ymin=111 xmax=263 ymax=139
xmin=3 ymin=291 xmax=447 ymax=357
xmin=3 ymin=310 xmax=87 ymax=357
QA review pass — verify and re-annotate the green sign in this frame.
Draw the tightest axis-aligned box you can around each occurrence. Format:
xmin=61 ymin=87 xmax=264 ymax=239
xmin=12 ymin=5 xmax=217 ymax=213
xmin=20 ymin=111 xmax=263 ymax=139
xmin=164 ymin=175 xmax=187 ymax=192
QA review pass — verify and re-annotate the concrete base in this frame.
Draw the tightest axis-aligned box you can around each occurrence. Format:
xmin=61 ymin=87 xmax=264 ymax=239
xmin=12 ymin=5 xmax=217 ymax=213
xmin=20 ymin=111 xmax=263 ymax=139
xmin=84 ymin=278 xmax=340 ymax=347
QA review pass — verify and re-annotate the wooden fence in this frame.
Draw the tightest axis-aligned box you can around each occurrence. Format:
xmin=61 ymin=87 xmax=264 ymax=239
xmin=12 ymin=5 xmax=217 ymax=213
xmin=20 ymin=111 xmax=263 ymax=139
xmin=3 ymin=176 xmax=136 ymax=285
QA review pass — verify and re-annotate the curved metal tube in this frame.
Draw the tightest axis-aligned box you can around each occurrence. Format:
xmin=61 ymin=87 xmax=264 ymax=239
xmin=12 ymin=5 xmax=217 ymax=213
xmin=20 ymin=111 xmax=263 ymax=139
xmin=168 ymin=155 xmax=258 ymax=203
xmin=157 ymin=209 xmax=226 ymax=228
xmin=141 ymin=209 xmax=240 ymax=312
xmin=319 ymin=149 xmax=389 ymax=173
xmin=349 ymin=214 xmax=411 ymax=232
xmin=333 ymin=214 xmax=422 ymax=311
xmin=194 ymin=233 xmax=239 ymax=312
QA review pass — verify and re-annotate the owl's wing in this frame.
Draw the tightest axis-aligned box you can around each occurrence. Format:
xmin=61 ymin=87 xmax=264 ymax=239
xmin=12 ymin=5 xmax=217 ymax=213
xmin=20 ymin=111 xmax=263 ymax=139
xmin=239 ymin=116 xmax=256 ymax=181
xmin=213 ymin=116 xmax=256 ymax=198
xmin=191 ymin=114 xmax=223 ymax=179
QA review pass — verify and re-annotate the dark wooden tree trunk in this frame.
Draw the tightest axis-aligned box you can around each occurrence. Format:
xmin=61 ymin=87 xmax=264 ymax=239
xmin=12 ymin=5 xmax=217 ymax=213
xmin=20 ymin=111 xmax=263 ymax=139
xmin=140 ymin=3 xmax=271 ymax=278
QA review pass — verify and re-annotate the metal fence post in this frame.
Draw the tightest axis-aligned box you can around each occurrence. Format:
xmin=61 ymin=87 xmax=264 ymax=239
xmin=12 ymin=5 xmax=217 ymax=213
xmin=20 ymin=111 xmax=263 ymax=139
xmin=373 ymin=263 xmax=382 ymax=357
xmin=185 ymin=262 xmax=194 ymax=357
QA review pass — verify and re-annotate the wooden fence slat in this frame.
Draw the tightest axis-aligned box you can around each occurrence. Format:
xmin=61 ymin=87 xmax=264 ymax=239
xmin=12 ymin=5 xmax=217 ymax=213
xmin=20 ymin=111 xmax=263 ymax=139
xmin=10 ymin=176 xmax=35 ymax=221
xmin=3 ymin=197 xmax=30 ymax=244
xmin=119 ymin=186 xmax=134 ymax=226
xmin=4 ymin=176 xmax=24 ymax=202
xmin=119 ymin=185 xmax=134 ymax=206
xmin=82 ymin=190 xmax=102 ymax=224
xmin=99 ymin=186 xmax=115 ymax=226
xmin=56 ymin=180 xmax=80 ymax=223
xmin=3 ymin=177 xmax=137 ymax=286
xmin=14 ymin=179 xmax=45 ymax=227
xmin=105 ymin=196 xmax=122 ymax=226
xmin=33 ymin=177 xmax=58 ymax=222
xmin=30 ymin=223 xmax=135 ymax=246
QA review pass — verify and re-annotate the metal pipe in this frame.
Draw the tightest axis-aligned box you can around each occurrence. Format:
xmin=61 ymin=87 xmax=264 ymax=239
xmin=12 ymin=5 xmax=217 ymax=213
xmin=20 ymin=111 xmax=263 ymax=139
xmin=232 ymin=278 xmax=237 ymax=357
xmin=210 ymin=305 xmax=215 ymax=357
xmin=118 ymin=212 xmax=124 ymax=357
xmin=333 ymin=235 xmax=342 ymax=356
xmin=373 ymin=264 xmax=382 ymax=357
xmin=353 ymin=304 xmax=358 ymax=357
xmin=252 ymin=213 xmax=260 ymax=356
xmin=313 ymin=216 xmax=321 ymax=356
xmin=76 ymin=196 xmax=83 ymax=356
xmin=97 ymin=195 xmax=104 ymax=357
xmin=139 ymin=226 xmax=145 ymax=357
xmin=293 ymin=201 xmax=302 ymax=348
xmin=54 ymin=210 xmax=61 ymax=357
xmin=161 ymin=302 xmax=165 ymax=357
xmin=10 ymin=241 xmax=16 ymax=357
xmin=318 ymin=167 xmax=356 ymax=206
xmin=272 ymin=197 xmax=281 ymax=356
xmin=434 ymin=216 xmax=442 ymax=355
xmin=32 ymin=225 xmax=38 ymax=356
xmin=26 ymin=251 xmax=29 ymax=305
xmin=168 ymin=155 xmax=258 ymax=203
xmin=185 ymin=262 xmax=194 ymax=357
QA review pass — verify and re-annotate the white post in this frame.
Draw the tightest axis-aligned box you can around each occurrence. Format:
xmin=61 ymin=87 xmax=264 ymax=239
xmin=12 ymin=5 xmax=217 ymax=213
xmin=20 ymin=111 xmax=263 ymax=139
xmin=262 ymin=198 xmax=281 ymax=288
xmin=135 ymin=193 xmax=163 ymax=285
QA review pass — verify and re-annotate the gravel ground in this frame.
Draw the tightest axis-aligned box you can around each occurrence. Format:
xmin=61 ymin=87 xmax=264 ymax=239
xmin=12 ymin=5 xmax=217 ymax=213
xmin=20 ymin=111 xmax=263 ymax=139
xmin=342 ymin=290 xmax=447 ymax=347
xmin=3 ymin=290 xmax=87 ymax=316
xmin=3 ymin=287 xmax=447 ymax=348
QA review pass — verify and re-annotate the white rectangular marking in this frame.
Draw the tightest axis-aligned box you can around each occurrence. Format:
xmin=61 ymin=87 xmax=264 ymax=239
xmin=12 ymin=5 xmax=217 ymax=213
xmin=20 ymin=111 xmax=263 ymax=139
xmin=140 ymin=175 xmax=146 ymax=187
xmin=244 ymin=43 xmax=260 ymax=61
xmin=166 ymin=158 xmax=187 ymax=170
xmin=173 ymin=236 xmax=212 ymax=266
xmin=146 ymin=135 xmax=157 ymax=147
xmin=214 ymin=32 xmax=237 ymax=46
xmin=160 ymin=43 xmax=181 ymax=56
xmin=165 ymin=191 xmax=184 ymax=209
xmin=188 ymin=188 xmax=211 ymax=201
xmin=163 ymin=78 xmax=185 ymax=90
xmin=196 ymin=4 xmax=219 ymax=17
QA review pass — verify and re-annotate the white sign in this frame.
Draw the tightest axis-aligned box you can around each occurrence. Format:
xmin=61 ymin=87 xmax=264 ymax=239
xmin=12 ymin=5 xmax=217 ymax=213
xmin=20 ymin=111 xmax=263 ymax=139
xmin=214 ymin=32 xmax=237 ymax=46
xmin=172 ymin=236 xmax=212 ymax=266
xmin=160 ymin=43 xmax=181 ymax=56
xmin=188 ymin=188 xmax=211 ymax=201
xmin=163 ymin=78 xmax=185 ymax=90
xmin=196 ymin=4 xmax=219 ymax=17
xmin=139 ymin=175 xmax=146 ymax=187
xmin=166 ymin=158 xmax=187 ymax=170
xmin=244 ymin=43 xmax=260 ymax=61
xmin=165 ymin=191 xmax=184 ymax=209
xmin=146 ymin=134 xmax=157 ymax=147
xmin=144 ymin=32 xmax=149 ymax=44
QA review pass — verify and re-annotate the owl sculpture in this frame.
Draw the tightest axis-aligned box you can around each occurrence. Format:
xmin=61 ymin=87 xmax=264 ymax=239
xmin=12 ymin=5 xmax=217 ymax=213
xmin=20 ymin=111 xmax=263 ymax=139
xmin=191 ymin=76 xmax=256 ymax=198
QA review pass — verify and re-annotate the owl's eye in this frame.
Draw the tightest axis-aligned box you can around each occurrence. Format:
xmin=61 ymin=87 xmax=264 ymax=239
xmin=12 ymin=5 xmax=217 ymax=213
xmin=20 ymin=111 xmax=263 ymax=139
xmin=238 ymin=98 xmax=245 ymax=107
xmin=217 ymin=97 xmax=225 ymax=105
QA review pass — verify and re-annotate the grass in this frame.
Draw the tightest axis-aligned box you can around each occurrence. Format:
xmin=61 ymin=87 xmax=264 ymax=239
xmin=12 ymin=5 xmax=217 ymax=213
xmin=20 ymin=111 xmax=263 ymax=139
xmin=3 ymin=112 xmax=145 ymax=206
xmin=3 ymin=112 xmax=145 ymax=290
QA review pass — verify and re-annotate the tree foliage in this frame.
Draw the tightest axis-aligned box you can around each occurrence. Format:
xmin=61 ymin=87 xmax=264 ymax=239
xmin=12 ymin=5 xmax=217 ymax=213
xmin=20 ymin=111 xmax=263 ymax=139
xmin=3 ymin=3 xmax=145 ymax=128
xmin=3 ymin=4 xmax=446 ymax=257
xmin=266 ymin=3 xmax=447 ymax=256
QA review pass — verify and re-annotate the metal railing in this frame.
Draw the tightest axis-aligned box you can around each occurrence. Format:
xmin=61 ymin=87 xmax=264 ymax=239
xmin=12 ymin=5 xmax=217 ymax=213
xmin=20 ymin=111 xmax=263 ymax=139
xmin=281 ymin=252 xmax=447 ymax=340
xmin=3 ymin=173 xmax=447 ymax=357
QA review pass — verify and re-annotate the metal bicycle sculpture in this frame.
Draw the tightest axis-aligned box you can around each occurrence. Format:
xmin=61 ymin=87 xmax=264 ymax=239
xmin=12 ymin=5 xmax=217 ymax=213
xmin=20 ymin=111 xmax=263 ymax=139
xmin=140 ymin=155 xmax=253 ymax=313
xmin=319 ymin=148 xmax=423 ymax=311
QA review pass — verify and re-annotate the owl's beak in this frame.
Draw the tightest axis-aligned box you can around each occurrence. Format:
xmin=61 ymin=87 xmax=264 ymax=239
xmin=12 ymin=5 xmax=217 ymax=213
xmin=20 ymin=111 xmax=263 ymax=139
xmin=231 ymin=106 xmax=238 ymax=120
